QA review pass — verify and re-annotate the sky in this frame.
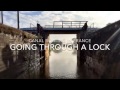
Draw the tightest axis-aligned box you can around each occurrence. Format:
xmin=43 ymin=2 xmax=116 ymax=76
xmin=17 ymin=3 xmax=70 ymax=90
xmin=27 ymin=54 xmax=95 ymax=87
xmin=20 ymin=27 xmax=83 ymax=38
xmin=0 ymin=11 xmax=120 ymax=28
xmin=49 ymin=34 xmax=76 ymax=43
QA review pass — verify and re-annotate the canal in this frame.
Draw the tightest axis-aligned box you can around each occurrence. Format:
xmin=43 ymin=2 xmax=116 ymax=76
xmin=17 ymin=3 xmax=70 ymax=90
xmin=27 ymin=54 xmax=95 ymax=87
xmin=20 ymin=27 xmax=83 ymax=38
xmin=44 ymin=34 xmax=81 ymax=79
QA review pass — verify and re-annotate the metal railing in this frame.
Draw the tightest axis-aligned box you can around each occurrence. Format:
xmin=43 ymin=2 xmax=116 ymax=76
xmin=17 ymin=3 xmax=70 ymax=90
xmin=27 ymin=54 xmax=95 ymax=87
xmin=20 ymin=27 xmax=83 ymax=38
xmin=44 ymin=21 xmax=88 ymax=28
xmin=30 ymin=23 xmax=37 ymax=30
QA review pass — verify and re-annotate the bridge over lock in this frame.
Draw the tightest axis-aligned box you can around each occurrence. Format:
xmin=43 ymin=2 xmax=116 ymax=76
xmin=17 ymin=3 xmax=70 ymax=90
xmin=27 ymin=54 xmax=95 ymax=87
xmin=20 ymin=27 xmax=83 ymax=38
xmin=35 ymin=21 xmax=88 ymax=76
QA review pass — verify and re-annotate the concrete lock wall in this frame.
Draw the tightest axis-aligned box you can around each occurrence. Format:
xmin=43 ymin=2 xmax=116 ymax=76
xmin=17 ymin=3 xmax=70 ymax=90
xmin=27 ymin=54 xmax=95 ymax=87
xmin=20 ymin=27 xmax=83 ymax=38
xmin=0 ymin=24 xmax=42 ymax=79
xmin=82 ymin=20 xmax=120 ymax=79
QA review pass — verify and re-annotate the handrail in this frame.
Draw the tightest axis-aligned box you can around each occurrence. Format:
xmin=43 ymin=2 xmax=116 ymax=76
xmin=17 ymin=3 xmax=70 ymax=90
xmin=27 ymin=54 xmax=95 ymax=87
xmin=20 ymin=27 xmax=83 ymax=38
xmin=45 ymin=21 xmax=88 ymax=28
xmin=54 ymin=21 xmax=88 ymax=22
xmin=30 ymin=23 xmax=36 ymax=30
xmin=45 ymin=25 xmax=84 ymax=28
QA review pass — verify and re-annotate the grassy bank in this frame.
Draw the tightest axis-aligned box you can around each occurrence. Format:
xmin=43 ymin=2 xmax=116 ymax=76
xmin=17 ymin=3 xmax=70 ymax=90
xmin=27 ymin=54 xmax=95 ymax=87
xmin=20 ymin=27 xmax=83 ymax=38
xmin=0 ymin=24 xmax=38 ymax=39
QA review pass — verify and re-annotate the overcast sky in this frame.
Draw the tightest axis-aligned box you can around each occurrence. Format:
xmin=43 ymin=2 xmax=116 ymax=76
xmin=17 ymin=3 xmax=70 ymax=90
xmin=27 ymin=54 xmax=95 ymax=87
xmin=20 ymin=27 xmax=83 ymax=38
xmin=49 ymin=34 xmax=76 ymax=43
xmin=0 ymin=11 xmax=120 ymax=28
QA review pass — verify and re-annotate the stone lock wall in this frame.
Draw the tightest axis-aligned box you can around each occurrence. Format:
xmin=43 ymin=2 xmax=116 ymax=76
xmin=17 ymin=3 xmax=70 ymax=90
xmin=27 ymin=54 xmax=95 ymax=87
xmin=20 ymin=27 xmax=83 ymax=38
xmin=0 ymin=25 xmax=43 ymax=79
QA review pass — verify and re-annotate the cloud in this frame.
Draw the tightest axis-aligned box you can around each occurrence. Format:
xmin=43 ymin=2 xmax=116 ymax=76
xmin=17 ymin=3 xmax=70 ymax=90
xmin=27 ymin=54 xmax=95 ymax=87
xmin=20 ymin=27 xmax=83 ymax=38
xmin=1 ymin=11 xmax=120 ymax=28
xmin=3 ymin=11 xmax=17 ymax=28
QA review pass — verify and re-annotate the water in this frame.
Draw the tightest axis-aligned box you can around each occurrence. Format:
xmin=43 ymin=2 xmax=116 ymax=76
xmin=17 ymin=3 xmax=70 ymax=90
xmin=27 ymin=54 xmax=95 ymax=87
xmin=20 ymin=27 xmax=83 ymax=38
xmin=44 ymin=34 xmax=79 ymax=79
xmin=47 ymin=49 xmax=78 ymax=79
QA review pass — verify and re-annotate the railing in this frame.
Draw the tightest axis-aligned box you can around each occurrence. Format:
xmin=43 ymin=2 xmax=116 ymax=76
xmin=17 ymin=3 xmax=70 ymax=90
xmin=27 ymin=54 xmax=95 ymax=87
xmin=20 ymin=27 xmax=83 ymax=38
xmin=30 ymin=23 xmax=37 ymax=30
xmin=44 ymin=21 xmax=88 ymax=28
